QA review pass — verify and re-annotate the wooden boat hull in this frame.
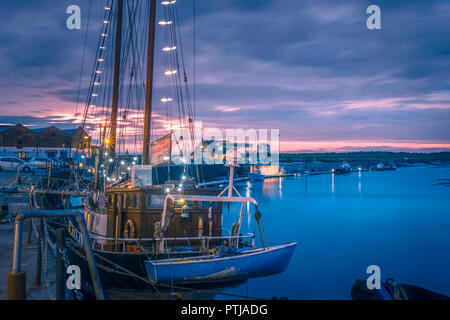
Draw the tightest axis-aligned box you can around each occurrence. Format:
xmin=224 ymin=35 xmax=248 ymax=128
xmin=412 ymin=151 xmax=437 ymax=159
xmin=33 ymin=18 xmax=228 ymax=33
xmin=145 ymin=242 xmax=297 ymax=285
xmin=64 ymin=238 xmax=247 ymax=299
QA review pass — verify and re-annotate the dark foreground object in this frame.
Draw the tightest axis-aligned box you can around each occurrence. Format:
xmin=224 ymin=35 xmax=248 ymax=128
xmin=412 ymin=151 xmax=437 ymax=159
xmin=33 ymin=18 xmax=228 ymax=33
xmin=351 ymin=278 xmax=450 ymax=300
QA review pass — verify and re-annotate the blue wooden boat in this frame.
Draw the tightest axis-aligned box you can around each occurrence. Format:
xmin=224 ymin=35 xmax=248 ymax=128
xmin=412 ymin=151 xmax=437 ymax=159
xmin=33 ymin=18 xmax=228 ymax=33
xmin=145 ymin=242 xmax=297 ymax=285
xmin=144 ymin=164 xmax=297 ymax=287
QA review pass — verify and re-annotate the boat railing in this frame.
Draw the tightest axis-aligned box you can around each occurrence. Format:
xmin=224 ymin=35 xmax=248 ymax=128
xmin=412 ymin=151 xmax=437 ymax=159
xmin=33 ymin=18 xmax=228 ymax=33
xmin=88 ymin=233 xmax=255 ymax=253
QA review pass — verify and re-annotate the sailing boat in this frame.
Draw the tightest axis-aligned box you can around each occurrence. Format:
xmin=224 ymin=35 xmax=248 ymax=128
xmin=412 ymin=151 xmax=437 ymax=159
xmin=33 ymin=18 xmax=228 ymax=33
xmin=47 ymin=0 xmax=296 ymax=300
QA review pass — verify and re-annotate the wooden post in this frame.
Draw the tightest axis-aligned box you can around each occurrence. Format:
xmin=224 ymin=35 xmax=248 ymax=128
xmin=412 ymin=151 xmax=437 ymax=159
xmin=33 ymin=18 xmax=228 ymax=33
xmin=7 ymin=271 xmax=26 ymax=300
xmin=35 ymin=219 xmax=43 ymax=286
xmin=8 ymin=221 xmax=26 ymax=300
xmin=108 ymin=0 xmax=124 ymax=155
xmin=142 ymin=0 xmax=157 ymax=165
xmin=25 ymin=219 xmax=32 ymax=244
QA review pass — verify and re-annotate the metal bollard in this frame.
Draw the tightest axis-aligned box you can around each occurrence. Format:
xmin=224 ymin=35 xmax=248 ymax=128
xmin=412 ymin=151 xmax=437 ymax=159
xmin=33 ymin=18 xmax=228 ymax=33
xmin=56 ymin=228 xmax=66 ymax=300
xmin=7 ymin=271 xmax=26 ymax=300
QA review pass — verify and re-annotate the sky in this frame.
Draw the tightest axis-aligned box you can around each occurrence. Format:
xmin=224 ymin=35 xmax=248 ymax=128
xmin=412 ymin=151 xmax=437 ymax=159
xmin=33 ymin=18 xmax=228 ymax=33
xmin=0 ymin=0 xmax=449 ymax=153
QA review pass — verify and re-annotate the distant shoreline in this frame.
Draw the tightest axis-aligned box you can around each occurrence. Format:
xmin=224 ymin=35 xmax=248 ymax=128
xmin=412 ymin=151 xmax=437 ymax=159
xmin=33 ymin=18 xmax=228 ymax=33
xmin=280 ymin=151 xmax=450 ymax=163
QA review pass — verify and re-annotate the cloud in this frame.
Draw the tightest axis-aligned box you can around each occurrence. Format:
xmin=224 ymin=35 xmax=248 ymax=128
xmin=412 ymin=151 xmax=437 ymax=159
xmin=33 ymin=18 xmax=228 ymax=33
xmin=0 ymin=0 xmax=449 ymax=152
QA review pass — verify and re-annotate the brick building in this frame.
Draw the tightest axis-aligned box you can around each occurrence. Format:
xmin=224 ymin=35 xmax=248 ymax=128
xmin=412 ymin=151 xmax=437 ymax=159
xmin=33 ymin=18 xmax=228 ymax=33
xmin=0 ymin=124 xmax=91 ymax=159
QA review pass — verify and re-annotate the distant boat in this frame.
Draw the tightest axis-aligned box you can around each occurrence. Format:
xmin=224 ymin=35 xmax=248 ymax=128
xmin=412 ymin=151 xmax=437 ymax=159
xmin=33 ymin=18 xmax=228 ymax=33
xmin=351 ymin=278 xmax=449 ymax=300
xmin=333 ymin=163 xmax=352 ymax=174
xmin=372 ymin=162 xmax=397 ymax=171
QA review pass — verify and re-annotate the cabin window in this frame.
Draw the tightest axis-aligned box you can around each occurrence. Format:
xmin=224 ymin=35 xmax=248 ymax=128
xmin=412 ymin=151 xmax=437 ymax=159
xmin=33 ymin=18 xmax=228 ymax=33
xmin=135 ymin=194 xmax=140 ymax=208
xmin=116 ymin=195 xmax=121 ymax=208
xmin=127 ymin=194 xmax=134 ymax=208
xmin=146 ymin=194 xmax=165 ymax=209
xmin=122 ymin=194 xmax=127 ymax=209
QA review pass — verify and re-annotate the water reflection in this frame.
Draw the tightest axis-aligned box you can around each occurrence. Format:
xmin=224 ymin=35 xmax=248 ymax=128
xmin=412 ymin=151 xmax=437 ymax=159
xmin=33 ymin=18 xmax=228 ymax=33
xmin=220 ymin=166 xmax=450 ymax=300
xmin=331 ymin=173 xmax=335 ymax=193
xmin=358 ymin=171 xmax=362 ymax=193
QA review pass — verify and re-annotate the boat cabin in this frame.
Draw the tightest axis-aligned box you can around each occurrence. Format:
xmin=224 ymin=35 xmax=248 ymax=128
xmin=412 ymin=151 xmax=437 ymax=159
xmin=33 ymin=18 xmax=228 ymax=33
xmin=104 ymin=186 xmax=223 ymax=243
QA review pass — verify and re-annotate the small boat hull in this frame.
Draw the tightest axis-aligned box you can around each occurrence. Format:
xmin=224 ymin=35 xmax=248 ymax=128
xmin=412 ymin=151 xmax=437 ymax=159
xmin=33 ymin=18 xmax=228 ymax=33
xmin=145 ymin=242 xmax=297 ymax=285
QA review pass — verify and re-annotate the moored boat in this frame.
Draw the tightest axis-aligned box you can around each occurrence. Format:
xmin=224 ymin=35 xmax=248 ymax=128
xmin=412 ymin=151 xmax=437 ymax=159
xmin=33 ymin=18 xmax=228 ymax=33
xmin=143 ymin=188 xmax=296 ymax=285
xmin=351 ymin=278 xmax=449 ymax=300
xmin=146 ymin=243 xmax=297 ymax=285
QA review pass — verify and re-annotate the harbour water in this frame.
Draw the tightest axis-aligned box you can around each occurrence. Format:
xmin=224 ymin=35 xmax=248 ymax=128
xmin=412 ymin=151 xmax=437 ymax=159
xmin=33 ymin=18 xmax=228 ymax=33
xmin=219 ymin=166 xmax=450 ymax=299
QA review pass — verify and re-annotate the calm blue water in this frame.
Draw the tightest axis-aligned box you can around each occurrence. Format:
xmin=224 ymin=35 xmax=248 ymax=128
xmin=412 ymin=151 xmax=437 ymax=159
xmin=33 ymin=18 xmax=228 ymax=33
xmin=218 ymin=166 xmax=450 ymax=300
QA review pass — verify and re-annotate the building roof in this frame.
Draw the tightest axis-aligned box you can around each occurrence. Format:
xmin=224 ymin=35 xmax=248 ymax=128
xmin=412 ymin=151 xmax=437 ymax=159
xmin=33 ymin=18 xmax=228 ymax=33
xmin=0 ymin=125 xmax=13 ymax=132
xmin=62 ymin=128 xmax=78 ymax=135
xmin=30 ymin=127 xmax=48 ymax=133
xmin=0 ymin=124 xmax=87 ymax=138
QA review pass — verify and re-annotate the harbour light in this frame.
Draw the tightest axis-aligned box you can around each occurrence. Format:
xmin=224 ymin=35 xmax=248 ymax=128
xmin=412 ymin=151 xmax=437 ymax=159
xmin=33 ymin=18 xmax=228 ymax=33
xmin=161 ymin=0 xmax=176 ymax=5
xmin=164 ymin=70 xmax=177 ymax=76
xmin=158 ymin=21 xmax=173 ymax=26
xmin=161 ymin=97 xmax=173 ymax=102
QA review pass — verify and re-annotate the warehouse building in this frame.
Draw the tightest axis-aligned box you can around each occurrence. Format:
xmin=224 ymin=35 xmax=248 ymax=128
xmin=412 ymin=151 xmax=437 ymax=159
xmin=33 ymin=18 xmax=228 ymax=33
xmin=0 ymin=124 xmax=91 ymax=160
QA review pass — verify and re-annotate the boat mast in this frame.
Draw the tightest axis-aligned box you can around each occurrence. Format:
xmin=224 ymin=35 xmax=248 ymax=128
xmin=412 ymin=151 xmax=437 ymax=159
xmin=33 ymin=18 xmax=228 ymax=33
xmin=142 ymin=0 xmax=157 ymax=165
xmin=108 ymin=0 xmax=124 ymax=155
